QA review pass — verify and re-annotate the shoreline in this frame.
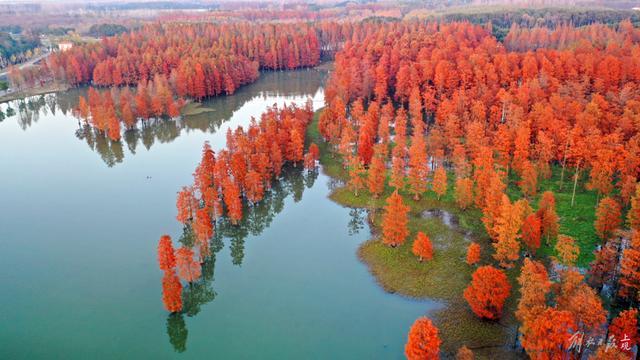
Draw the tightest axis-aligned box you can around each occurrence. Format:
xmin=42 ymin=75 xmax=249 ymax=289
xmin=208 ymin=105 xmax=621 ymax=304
xmin=0 ymin=83 xmax=70 ymax=104
xmin=307 ymin=108 xmax=522 ymax=359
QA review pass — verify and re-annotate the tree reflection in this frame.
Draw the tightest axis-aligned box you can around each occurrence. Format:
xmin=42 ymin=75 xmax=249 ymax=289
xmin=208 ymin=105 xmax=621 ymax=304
xmin=75 ymin=124 xmax=125 ymax=167
xmin=166 ymin=313 xmax=188 ymax=353
xmin=164 ymin=164 xmax=315 ymax=349
xmin=183 ymin=281 xmax=217 ymax=317
xmin=347 ymin=208 xmax=366 ymax=236
xmin=0 ymin=68 xmax=327 ymax=168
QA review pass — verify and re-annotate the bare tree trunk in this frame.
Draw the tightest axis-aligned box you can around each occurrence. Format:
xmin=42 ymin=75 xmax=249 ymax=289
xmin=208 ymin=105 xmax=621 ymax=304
xmin=559 ymin=140 xmax=569 ymax=191
xmin=571 ymin=162 xmax=581 ymax=207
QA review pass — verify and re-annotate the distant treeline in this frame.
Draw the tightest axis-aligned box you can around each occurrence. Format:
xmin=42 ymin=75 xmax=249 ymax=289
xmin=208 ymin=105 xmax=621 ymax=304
xmin=0 ymin=32 xmax=40 ymax=62
xmin=85 ymin=2 xmax=215 ymax=11
xmin=435 ymin=7 xmax=640 ymax=40
xmin=88 ymin=24 xmax=129 ymax=37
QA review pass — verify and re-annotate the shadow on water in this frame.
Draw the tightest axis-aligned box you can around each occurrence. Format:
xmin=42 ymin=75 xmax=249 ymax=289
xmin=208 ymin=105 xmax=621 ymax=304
xmin=166 ymin=165 xmax=318 ymax=352
xmin=0 ymin=68 xmax=327 ymax=167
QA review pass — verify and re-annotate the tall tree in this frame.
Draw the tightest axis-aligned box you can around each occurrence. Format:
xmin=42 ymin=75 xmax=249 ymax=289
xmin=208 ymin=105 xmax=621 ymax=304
xmin=555 ymin=235 xmax=580 ymax=266
xmin=619 ymin=231 xmax=640 ymax=301
xmin=594 ymin=197 xmax=621 ymax=241
xmin=432 ymin=167 xmax=447 ymax=200
xmin=516 ymin=259 xmax=551 ymax=340
xmin=412 ymin=232 xmax=433 ymax=261
xmin=408 ymin=134 xmax=428 ymax=200
xmin=222 ymin=177 xmax=243 ymax=225
xmin=162 ymin=269 xmax=183 ymax=313
xmin=175 ymin=247 xmax=202 ymax=283
xmin=455 ymin=178 xmax=474 ymax=210
xmin=463 ymin=266 xmax=511 ymax=320
xmin=381 ymin=191 xmax=410 ymax=247
xmin=628 ymin=184 xmax=640 ymax=230
xmin=521 ymin=214 xmax=542 ymax=255
xmin=466 ymin=242 xmax=481 ymax=265
xmin=367 ymin=145 xmax=386 ymax=198
xmin=493 ymin=195 xmax=523 ymax=268
xmin=348 ymin=155 xmax=366 ymax=197
xmin=158 ymin=235 xmax=176 ymax=271
xmin=537 ymin=191 xmax=559 ymax=244
xmin=520 ymin=308 xmax=575 ymax=360
xmin=176 ymin=186 xmax=197 ymax=224
xmin=390 ymin=150 xmax=406 ymax=190
xmin=405 ymin=317 xmax=441 ymax=360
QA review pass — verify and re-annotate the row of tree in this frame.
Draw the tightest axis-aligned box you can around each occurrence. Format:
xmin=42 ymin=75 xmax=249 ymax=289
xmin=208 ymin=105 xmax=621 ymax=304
xmin=45 ymin=22 xmax=335 ymax=90
xmin=74 ymin=75 xmax=183 ymax=141
xmin=158 ymin=102 xmax=320 ymax=312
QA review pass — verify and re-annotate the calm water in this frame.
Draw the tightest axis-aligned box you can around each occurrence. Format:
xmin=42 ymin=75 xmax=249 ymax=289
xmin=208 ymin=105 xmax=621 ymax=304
xmin=0 ymin=69 xmax=437 ymax=359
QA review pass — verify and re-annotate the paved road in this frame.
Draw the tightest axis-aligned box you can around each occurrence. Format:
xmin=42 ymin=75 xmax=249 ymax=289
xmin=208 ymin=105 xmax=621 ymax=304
xmin=0 ymin=51 xmax=51 ymax=79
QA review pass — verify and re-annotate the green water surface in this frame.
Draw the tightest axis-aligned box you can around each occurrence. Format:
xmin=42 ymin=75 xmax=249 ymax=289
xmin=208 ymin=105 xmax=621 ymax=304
xmin=0 ymin=69 xmax=439 ymax=359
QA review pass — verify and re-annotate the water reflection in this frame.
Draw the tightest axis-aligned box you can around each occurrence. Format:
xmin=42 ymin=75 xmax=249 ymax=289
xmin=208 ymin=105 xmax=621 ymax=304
xmin=347 ymin=208 xmax=366 ymax=236
xmin=166 ymin=313 xmax=188 ymax=353
xmin=166 ymin=165 xmax=318 ymax=351
xmin=0 ymin=68 xmax=327 ymax=167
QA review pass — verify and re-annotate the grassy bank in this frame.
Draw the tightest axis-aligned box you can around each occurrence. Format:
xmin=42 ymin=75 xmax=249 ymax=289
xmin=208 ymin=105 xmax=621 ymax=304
xmin=307 ymin=109 xmax=522 ymax=358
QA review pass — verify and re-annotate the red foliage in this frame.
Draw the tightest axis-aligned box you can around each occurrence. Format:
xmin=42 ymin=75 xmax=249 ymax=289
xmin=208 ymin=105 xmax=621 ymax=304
xmin=619 ymin=231 xmax=640 ymax=301
xmin=162 ymin=269 xmax=183 ymax=313
xmin=454 ymin=177 xmax=474 ymax=210
xmin=521 ymin=214 xmax=542 ymax=255
xmin=157 ymin=235 xmax=176 ymax=271
xmin=175 ymin=247 xmax=202 ymax=283
xmin=367 ymin=145 xmax=386 ymax=198
xmin=381 ymin=191 xmax=410 ymax=247
xmin=463 ymin=266 xmax=511 ymax=320
xmin=412 ymin=232 xmax=433 ymax=261
xmin=404 ymin=317 xmax=441 ymax=360
xmin=594 ymin=197 xmax=622 ymax=241
xmin=608 ymin=309 xmax=638 ymax=355
xmin=520 ymin=308 xmax=576 ymax=360
xmin=466 ymin=242 xmax=481 ymax=265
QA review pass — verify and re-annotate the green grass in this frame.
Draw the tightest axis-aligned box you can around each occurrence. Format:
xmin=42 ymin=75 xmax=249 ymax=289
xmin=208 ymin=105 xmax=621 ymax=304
xmin=308 ymin=109 xmax=521 ymax=357
xmin=307 ymin=108 xmax=608 ymax=356
xmin=505 ymin=166 xmax=600 ymax=267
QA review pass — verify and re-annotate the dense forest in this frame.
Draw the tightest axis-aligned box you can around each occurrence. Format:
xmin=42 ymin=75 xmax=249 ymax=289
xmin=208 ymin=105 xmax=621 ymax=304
xmin=318 ymin=20 xmax=640 ymax=359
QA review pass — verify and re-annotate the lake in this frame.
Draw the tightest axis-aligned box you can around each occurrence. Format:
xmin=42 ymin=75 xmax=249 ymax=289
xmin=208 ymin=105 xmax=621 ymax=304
xmin=0 ymin=68 xmax=439 ymax=359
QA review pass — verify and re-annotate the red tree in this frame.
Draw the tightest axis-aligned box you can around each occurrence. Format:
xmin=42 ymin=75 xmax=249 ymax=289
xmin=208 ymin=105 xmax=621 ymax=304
xmin=608 ymin=309 xmax=638 ymax=355
xmin=404 ymin=317 xmax=441 ymax=360
xmin=466 ymin=242 xmax=481 ymax=265
xmin=367 ymin=145 xmax=386 ymax=198
xmin=158 ymin=235 xmax=176 ymax=271
xmin=162 ymin=269 xmax=183 ymax=313
xmin=463 ymin=266 xmax=511 ymax=320
xmin=521 ymin=214 xmax=542 ymax=255
xmin=520 ymin=308 xmax=576 ymax=360
xmin=381 ymin=191 xmax=410 ymax=247
xmin=412 ymin=232 xmax=433 ymax=261
xmin=432 ymin=167 xmax=447 ymax=200
xmin=175 ymin=247 xmax=202 ymax=283
xmin=619 ymin=231 xmax=640 ymax=301
xmin=455 ymin=178 xmax=474 ymax=210
xmin=594 ymin=197 xmax=621 ymax=240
